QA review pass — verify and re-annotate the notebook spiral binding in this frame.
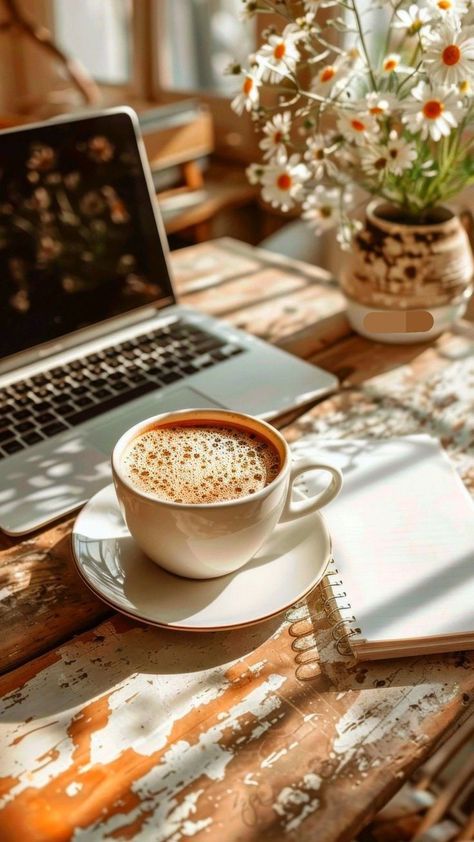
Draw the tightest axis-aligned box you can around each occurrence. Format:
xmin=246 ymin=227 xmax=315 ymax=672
xmin=286 ymin=559 xmax=359 ymax=679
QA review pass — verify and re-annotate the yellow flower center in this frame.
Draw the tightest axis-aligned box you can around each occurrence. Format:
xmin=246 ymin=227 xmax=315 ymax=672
xmin=277 ymin=173 xmax=292 ymax=190
xmin=351 ymin=119 xmax=366 ymax=132
xmin=423 ymin=99 xmax=444 ymax=119
xmin=442 ymin=44 xmax=461 ymax=66
xmin=273 ymin=42 xmax=286 ymax=60
xmin=243 ymin=77 xmax=254 ymax=95
xmin=438 ymin=0 xmax=452 ymax=9
xmin=369 ymin=106 xmax=384 ymax=115
xmin=460 ymin=79 xmax=471 ymax=94
xmin=320 ymin=66 xmax=336 ymax=83
xmin=384 ymin=58 xmax=398 ymax=72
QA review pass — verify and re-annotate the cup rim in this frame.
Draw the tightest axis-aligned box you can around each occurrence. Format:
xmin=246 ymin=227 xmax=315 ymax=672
xmin=111 ymin=407 xmax=290 ymax=509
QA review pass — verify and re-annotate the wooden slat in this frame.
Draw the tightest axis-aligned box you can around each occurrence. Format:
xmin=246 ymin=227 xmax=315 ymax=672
xmin=172 ymin=238 xmax=349 ymax=357
xmin=0 ymin=517 xmax=110 ymax=675
xmin=0 ymin=590 xmax=472 ymax=841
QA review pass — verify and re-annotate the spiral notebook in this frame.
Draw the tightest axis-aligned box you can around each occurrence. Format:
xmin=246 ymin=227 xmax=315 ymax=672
xmin=296 ymin=435 xmax=474 ymax=660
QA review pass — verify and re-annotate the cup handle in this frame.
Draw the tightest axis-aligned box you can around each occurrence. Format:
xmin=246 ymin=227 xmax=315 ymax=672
xmin=279 ymin=456 xmax=343 ymax=522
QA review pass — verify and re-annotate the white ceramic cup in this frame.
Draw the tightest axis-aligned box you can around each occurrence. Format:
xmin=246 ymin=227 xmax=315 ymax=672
xmin=112 ymin=408 xmax=342 ymax=579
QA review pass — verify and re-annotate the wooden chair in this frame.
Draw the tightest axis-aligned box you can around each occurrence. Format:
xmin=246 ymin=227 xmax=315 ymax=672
xmin=356 ymin=711 xmax=474 ymax=842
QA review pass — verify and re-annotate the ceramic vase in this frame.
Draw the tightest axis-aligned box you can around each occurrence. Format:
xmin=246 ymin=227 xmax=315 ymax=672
xmin=341 ymin=200 xmax=474 ymax=343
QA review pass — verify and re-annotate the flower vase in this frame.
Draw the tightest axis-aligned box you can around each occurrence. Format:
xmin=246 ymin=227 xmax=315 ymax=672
xmin=341 ymin=200 xmax=473 ymax=343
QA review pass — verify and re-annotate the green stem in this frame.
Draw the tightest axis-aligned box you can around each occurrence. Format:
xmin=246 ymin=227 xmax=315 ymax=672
xmin=350 ymin=0 xmax=377 ymax=90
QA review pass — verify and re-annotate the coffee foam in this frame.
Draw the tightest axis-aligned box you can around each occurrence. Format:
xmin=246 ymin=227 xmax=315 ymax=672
xmin=122 ymin=422 xmax=281 ymax=504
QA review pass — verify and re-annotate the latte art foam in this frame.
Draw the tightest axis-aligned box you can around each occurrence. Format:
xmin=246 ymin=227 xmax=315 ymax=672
xmin=122 ymin=423 xmax=281 ymax=504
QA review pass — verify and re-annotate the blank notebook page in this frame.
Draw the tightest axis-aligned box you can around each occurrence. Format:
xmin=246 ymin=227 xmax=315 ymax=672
xmin=306 ymin=436 xmax=474 ymax=645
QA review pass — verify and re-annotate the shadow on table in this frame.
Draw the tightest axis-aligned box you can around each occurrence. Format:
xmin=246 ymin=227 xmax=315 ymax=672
xmin=0 ymin=614 xmax=283 ymax=721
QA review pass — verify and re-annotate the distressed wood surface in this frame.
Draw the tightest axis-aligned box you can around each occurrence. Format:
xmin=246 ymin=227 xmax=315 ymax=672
xmin=0 ymin=239 xmax=473 ymax=841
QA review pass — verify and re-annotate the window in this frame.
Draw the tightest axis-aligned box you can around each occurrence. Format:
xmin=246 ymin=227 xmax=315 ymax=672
xmin=155 ymin=0 xmax=255 ymax=96
xmin=53 ymin=0 xmax=133 ymax=85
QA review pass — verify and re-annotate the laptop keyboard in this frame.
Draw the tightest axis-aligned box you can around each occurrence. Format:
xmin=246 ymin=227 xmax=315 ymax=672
xmin=0 ymin=320 xmax=244 ymax=459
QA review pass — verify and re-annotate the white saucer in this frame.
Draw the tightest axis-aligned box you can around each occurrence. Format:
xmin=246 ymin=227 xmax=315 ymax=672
xmin=72 ymin=484 xmax=331 ymax=631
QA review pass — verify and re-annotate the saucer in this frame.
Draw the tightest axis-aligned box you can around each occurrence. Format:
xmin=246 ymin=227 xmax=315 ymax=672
xmin=72 ymin=484 xmax=331 ymax=631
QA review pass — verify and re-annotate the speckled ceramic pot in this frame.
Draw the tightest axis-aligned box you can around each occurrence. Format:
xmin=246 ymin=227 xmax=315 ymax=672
xmin=341 ymin=201 xmax=474 ymax=343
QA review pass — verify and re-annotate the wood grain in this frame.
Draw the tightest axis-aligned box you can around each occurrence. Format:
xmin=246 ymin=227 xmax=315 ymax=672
xmin=0 ymin=518 xmax=110 ymax=674
xmin=0 ymin=600 xmax=472 ymax=842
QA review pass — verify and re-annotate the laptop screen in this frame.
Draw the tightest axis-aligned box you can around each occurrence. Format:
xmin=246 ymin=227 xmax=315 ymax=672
xmin=0 ymin=110 xmax=174 ymax=361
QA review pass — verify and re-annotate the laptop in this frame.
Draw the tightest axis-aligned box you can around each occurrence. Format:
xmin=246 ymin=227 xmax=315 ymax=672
xmin=0 ymin=107 xmax=338 ymax=535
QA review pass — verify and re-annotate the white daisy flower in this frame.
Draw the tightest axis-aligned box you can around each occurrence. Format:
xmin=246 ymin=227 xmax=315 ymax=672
xmin=385 ymin=133 xmax=418 ymax=175
xmin=337 ymin=111 xmax=379 ymax=144
xmin=302 ymin=186 xmax=344 ymax=232
xmin=423 ymin=22 xmax=474 ymax=86
xmin=361 ymin=134 xmax=417 ymax=178
xmin=303 ymin=134 xmax=338 ymax=179
xmin=382 ymin=53 xmax=401 ymax=73
xmin=311 ymin=56 xmax=349 ymax=96
xmin=402 ymin=81 xmax=464 ymax=140
xmin=231 ymin=70 xmax=262 ymax=115
xmin=427 ymin=0 xmax=469 ymax=18
xmin=364 ymin=91 xmax=398 ymax=117
xmin=256 ymin=25 xmax=302 ymax=83
xmin=394 ymin=4 xmax=432 ymax=34
xmin=380 ymin=53 xmax=410 ymax=75
xmin=246 ymin=163 xmax=264 ymax=185
xmin=260 ymin=154 xmax=310 ymax=211
xmin=259 ymin=112 xmax=292 ymax=161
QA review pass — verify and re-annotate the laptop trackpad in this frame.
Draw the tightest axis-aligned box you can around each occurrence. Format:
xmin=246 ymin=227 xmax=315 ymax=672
xmin=0 ymin=387 xmax=223 ymax=535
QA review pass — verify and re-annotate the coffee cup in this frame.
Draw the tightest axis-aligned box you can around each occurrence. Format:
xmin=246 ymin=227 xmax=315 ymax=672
xmin=112 ymin=408 xmax=342 ymax=579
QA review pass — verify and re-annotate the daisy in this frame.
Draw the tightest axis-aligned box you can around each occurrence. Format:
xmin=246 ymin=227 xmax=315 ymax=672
xmin=382 ymin=53 xmax=402 ymax=74
xmin=380 ymin=53 xmax=412 ymax=76
xmin=364 ymin=91 xmax=397 ymax=117
xmin=246 ymin=163 xmax=264 ymax=185
xmin=261 ymin=154 xmax=310 ymax=211
xmin=361 ymin=134 xmax=417 ymax=178
xmin=385 ymin=133 xmax=418 ymax=175
xmin=402 ymin=82 xmax=464 ymax=140
xmin=394 ymin=4 xmax=432 ymax=35
xmin=427 ymin=0 xmax=469 ymax=18
xmin=259 ymin=112 xmax=292 ymax=160
xmin=302 ymin=186 xmax=344 ymax=232
xmin=423 ymin=22 xmax=474 ymax=86
xmin=303 ymin=134 xmax=338 ymax=179
xmin=311 ymin=56 xmax=349 ymax=96
xmin=337 ymin=111 xmax=379 ymax=144
xmin=256 ymin=25 xmax=302 ymax=83
xmin=231 ymin=69 xmax=262 ymax=115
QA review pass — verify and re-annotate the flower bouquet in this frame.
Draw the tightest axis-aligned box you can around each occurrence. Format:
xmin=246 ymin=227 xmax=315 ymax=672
xmin=229 ymin=0 xmax=474 ymax=341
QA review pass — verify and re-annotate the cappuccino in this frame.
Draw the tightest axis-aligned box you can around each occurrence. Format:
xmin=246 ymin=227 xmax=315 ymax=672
xmin=122 ymin=421 xmax=281 ymax=504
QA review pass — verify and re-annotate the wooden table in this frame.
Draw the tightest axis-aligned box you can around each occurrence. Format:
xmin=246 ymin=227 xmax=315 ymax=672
xmin=0 ymin=238 xmax=473 ymax=842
